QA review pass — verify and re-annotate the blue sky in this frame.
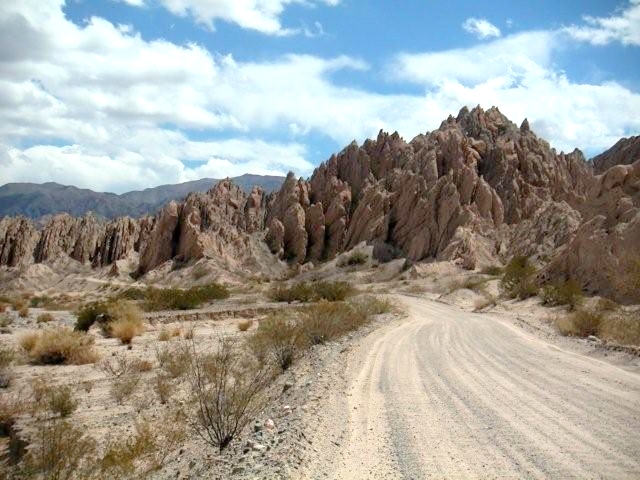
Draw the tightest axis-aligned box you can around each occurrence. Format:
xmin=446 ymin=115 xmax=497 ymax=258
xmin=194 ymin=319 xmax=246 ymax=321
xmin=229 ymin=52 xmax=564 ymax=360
xmin=0 ymin=0 xmax=639 ymax=193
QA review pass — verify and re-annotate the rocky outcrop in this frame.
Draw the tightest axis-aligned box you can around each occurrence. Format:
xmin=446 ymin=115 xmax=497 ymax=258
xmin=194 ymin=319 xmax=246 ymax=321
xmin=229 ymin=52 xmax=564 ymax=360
xmin=0 ymin=217 xmax=38 ymax=267
xmin=592 ymin=135 xmax=640 ymax=174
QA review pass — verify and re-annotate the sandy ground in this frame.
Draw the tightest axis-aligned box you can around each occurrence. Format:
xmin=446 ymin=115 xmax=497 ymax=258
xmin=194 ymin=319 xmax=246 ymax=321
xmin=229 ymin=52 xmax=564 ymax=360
xmin=299 ymin=295 xmax=640 ymax=480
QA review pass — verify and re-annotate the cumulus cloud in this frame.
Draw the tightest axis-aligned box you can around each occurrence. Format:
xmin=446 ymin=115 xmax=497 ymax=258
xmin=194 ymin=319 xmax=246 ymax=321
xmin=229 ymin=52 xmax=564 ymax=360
xmin=146 ymin=0 xmax=341 ymax=35
xmin=462 ymin=17 xmax=501 ymax=39
xmin=391 ymin=31 xmax=640 ymax=153
xmin=564 ymin=0 xmax=640 ymax=46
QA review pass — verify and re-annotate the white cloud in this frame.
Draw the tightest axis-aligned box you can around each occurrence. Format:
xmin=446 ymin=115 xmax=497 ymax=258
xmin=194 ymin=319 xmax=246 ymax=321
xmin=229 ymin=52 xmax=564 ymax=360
xmin=391 ymin=31 xmax=640 ymax=153
xmin=392 ymin=31 xmax=555 ymax=86
xmin=150 ymin=0 xmax=340 ymax=35
xmin=462 ymin=17 xmax=501 ymax=39
xmin=564 ymin=0 xmax=640 ymax=46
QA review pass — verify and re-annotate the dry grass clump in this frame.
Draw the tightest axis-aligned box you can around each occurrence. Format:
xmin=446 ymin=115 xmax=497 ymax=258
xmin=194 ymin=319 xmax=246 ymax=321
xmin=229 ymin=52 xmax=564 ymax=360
xmin=540 ymin=279 xmax=583 ymax=311
xmin=447 ymin=276 xmax=489 ymax=295
xmin=156 ymin=344 xmax=191 ymax=379
xmin=36 ymin=313 xmax=55 ymax=323
xmin=237 ymin=319 xmax=253 ymax=332
xmin=0 ymin=314 xmax=12 ymax=328
xmin=188 ymin=338 xmax=271 ymax=451
xmin=556 ymin=308 xmax=603 ymax=337
xmin=153 ymin=373 xmax=173 ymax=404
xmin=19 ymin=328 xmax=99 ymax=365
xmin=109 ymin=318 xmax=145 ymax=345
xmin=499 ymin=256 xmax=537 ymax=299
xmin=0 ymin=345 xmax=15 ymax=388
xmin=158 ymin=325 xmax=181 ymax=341
xmin=598 ymin=310 xmax=640 ymax=346
xmin=250 ymin=313 xmax=303 ymax=372
xmin=31 ymin=380 xmax=79 ymax=418
xmin=110 ymin=374 xmax=141 ymax=404
xmin=18 ymin=307 xmax=29 ymax=318
xmin=480 ymin=265 xmax=504 ymax=276
xmin=473 ymin=295 xmax=498 ymax=311
xmin=300 ymin=301 xmax=367 ymax=345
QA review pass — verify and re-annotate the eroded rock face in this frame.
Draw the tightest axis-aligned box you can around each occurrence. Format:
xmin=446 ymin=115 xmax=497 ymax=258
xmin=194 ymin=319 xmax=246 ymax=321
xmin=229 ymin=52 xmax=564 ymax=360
xmin=266 ymin=106 xmax=590 ymax=269
xmin=592 ymin=135 xmax=640 ymax=174
xmin=0 ymin=217 xmax=38 ymax=267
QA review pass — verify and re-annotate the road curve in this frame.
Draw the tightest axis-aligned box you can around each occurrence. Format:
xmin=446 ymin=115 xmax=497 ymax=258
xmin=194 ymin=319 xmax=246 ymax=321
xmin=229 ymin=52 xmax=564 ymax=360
xmin=306 ymin=296 xmax=640 ymax=479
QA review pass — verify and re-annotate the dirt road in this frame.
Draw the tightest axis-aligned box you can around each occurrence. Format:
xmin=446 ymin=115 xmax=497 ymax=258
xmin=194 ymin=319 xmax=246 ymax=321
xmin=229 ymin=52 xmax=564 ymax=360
xmin=301 ymin=296 xmax=640 ymax=479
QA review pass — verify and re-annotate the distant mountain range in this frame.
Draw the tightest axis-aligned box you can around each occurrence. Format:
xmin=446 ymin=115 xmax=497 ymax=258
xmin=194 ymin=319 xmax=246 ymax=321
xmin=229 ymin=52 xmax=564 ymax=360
xmin=0 ymin=174 xmax=285 ymax=219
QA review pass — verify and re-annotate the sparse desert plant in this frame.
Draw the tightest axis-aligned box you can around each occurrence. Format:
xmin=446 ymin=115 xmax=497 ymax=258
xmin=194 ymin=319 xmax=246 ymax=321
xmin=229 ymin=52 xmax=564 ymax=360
xmin=499 ymin=256 xmax=537 ymax=299
xmin=0 ymin=345 xmax=15 ymax=388
xmin=156 ymin=344 xmax=191 ymax=379
xmin=16 ymin=418 xmax=97 ymax=479
xmin=183 ymin=324 xmax=195 ymax=340
xmin=598 ymin=309 xmax=640 ymax=346
xmin=118 ymin=287 xmax=146 ymax=300
xmin=314 ymin=281 xmax=354 ymax=301
xmin=448 ymin=276 xmax=488 ymax=294
xmin=250 ymin=314 xmax=303 ymax=371
xmin=301 ymin=300 xmax=368 ymax=344
xmin=74 ymin=301 xmax=114 ymax=332
xmin=20 ymin=328 xmax=99 ymax=365
xmin=18 ymin=307 xmax=29 ymax=318
xmin=110 ymin=373 xmax=141 ymax=404
xmin=109 ymin=317 xmax=145 ymax=344
xmin=556 ymin=308 xmax=604 ymax=338
xmin=338 ymin=251 xmax=368 ymax=267
xmin=473 ymin=295 xmax=498 ymax=311
xmin=158 ymin=325 xmax=181 ymax=341
xmin=481 ymin=265 xmax=504 ymax=276
xmin=188 ymin=338 xmax=271 ymax=451
xmin=153 ymin=373 xmax=172 ymax=404
xmin=31 ymin=381 xmax=79 ymax=418
xmin=0 ymin=314 xmax=12 ymax=328
xmin=143 ymin=283 xmax=229 ymax=311
xmin=237 ymin=319 xmax=253 ymax=332
xmin=596 ymin=297 xmax=619 ymax=312
xmin=268 ymin=282 xmax=315 ymax=303
xmin=37 ymin=313 xmax=55 ymax=323
xmin=540 ymin=279 xmax=583 ymax=310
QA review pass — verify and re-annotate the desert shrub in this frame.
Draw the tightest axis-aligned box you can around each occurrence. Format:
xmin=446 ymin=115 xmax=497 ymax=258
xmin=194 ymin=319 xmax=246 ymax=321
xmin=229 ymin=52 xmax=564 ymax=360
xmin=110 ymin=374 xmax=140 ymax=404
xmin=0 ymin=314 xmax=12 ymax=328
xmin=188 ymin=338 xmax=271 ymax=451
xmin=499 ymin=256 xmax=537 ymax=299
xmin=74 ymin=301 xmax=114 ymax=332
xmin=314 ymin=281 xmax=354 ymax=301
xmin=481 ymin=265 xmax=504 ymax=276
xmin=31 ymin=381 xmax=78 ymax=418
xmin=598 ymin=310 xmax=640 ymax=346
xmin=473 ymin=295 xmax=498 ymax=311
xmin=268 ymin=282 xmax=315 ymax=303
xmin=109 ymin=318 xmax=145 ymax=345
xmin=0 ymin=345 xmax=15 ymax=388
xmin=156 ymin=344 xmax=191 ymax=379
xmin=237 ymin=319 xmax=253 ymax=332
xmin=153 ymin=373 xmax=172 ymax=404
xmin=20 ymin=328 xmax=99 ymax=365
xmin=158 ymin=325 xmax=181 ymax=341
xmin=18 ymin=307 xmax=29 ymax=318
xmin=36 ymin=313 xmax=55 ymax=323
xmin=540 ymin=279 xmax=583 ymax=310
xmin=250 ymin=314 xmax=303 ymax=372
xmin=183 ymin=324 xmax=195 ymax=340
xmin=302 ymin=300 xmax=369 ymax=344
xmin=143 ymin=283 xmax=229 ymax=311
xmin=596 ymin=297 xmax=619 ymax=312
xmin=18 ymin=419 xmax=97 ymax=480
xmin=118 ymin=287 xmax=146 ymax=300
xmin=338 ymin=251 xmax=368 ymax=267
xmin=556 ymin=308 xmax=604 ymax=337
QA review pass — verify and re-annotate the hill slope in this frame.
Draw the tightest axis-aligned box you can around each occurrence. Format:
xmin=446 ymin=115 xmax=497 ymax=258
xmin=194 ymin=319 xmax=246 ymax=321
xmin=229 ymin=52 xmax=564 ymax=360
xmin=0 ymin=174 xmax=285 ymax=219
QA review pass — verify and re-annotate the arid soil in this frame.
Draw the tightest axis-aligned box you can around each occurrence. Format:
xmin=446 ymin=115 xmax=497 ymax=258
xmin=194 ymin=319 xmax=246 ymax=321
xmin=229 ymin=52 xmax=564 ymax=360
xmin=298 ymin=295 xmax=640 ymax=480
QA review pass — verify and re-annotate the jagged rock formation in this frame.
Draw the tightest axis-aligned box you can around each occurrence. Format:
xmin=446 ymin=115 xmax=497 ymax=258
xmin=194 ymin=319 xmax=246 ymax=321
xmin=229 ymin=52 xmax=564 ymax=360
xmin=0 ymin=106 xmax=638 ymax=301
xmin=591 ymin=135 xmax=640 ymax=174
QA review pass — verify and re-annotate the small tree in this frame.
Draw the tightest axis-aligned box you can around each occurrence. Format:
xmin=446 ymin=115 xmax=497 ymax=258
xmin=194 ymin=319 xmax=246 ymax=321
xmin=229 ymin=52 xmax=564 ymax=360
xmin=499 ymin=256 xmax=537 ymax=299
xmin=188 ymin=338 xmax=272 ymax=451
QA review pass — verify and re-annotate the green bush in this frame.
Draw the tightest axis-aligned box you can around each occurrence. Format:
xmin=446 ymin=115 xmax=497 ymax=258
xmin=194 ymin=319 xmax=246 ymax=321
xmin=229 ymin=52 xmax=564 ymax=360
xmin=499 ymin=256 xmax=537 ymax=299
xmin=250 ymin=314 xmax=303 ymax=372
xmin=143 ymin=283 xmax=229 ymax=311
xmin=74 ymin=301 xmax=114 ymax=332
xmin=314 ymin=281 xmax=354 ymax=301
xmin=268 ymin=283 xmax=315 ymax=303
xmin=540 ymin=279 xmax=583 ymax=310
xmin=300 ymin=301 xmax=366 ymax=345
xmin=480 ymin=265 xmax=504 ymax=276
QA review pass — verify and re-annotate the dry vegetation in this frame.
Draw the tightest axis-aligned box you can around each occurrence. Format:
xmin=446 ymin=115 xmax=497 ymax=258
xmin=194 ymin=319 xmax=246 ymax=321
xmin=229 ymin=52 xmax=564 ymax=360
xmin=19 ymin=328 xmax=99 ymax=365
xmin=499 ymin=256 xmax=537 ymax=299
xmin=556 ymin=302 xmax=640 ymax=346
xmin=269 ymin=280 xmax=354 ymax=303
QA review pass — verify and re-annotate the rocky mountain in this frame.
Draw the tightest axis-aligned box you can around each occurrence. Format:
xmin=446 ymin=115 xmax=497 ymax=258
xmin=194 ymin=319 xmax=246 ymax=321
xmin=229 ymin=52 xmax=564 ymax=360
xmin=0 ymin=174 xmax=284 ymax=219
xmin=591 ymin=135 xmax=640 ymax=174
xmin=1 ymin=106 xmax=638 ymax=302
